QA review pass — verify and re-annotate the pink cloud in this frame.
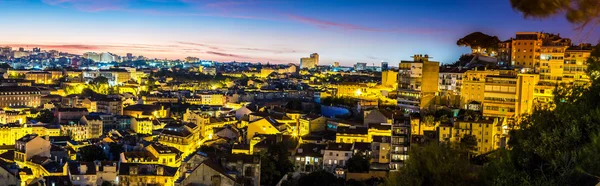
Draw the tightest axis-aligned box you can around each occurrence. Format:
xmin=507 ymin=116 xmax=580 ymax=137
xmin=288 ymin=14 xmax=443 ymax=34
xmin=206 ymin=51 xmax=246 ymax=58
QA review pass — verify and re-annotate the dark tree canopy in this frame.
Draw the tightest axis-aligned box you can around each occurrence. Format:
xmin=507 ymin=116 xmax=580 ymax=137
xmin=510 ymin=0 xmax=600 ymax=29
xmin=79 ymin=145 xmax=107 ymax=162
xmin=457 ymin=32 xmax=500 ymax=52
xmin=346 ymin=153 xmax=370 ymax=173
xmin=298 ymin=170 xmax=344 ymax=186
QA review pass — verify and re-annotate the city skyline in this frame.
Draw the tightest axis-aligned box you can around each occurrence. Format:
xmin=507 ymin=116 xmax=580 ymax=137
xmin=0 ymin=0 xmax=598 ymax=65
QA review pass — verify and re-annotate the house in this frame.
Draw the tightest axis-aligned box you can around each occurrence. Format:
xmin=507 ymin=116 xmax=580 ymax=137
xmin=299 ymin=114 xmax=328 ymax=136
xmin=335 ymin=126 xmax=368 ymax=144
xmin=157 ymin=122 xmax=201 ymax=156
xmin=0 ymin=159 xmax=19 ymax=185
xmin=121 ymin=143 xmax=182 ymax=167
xmin=246 ymin=117 xmax=282 ymax=141
xmin=118 ymin=163 xmax=179 ymax=186
xmin=323 ymin=142 xmax=353 ymax=175
xmin=223 ymin=154 xmax=261 ymax=186
xmin=14 ymin=134 xmax=51 ymax=163
xmin=174 ymin=159 xmax=240 ymax=186
xmin=68 ymin=162 xmax=97 ymax=186
xmin=293 ymin=143 xmax=325 ymax=172
xmin=54 ymin=108 xmax=88 ymax=125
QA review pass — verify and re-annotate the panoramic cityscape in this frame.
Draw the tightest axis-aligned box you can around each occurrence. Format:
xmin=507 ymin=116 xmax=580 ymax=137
xmin=1 ymin=0 xmax=600 ymax=186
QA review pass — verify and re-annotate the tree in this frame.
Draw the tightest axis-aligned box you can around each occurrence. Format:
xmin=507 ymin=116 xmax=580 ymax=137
xmin=298 ymin=170 xmax=344 ymax=186
xmin=510 ymin=0 xmax=600 ymax=29
xmin=460 ymin=134 xmax=478 ymax=156
xmin=346 ymin=153 xmax=370 ymax=173
xmin=457 ymin=32 xmax=500 ymax=54
xmin=383 ymin=142 xmax=480 ymax=186
xmin=260 ymin=142 xmax=295 ymax=186
xmin=79 ymin=145 xmax=107 ymax=161
xmin=107 ymin=143 xmax=123 ymax=161
xmin=33 ymin=110 xmax=55 ymax=123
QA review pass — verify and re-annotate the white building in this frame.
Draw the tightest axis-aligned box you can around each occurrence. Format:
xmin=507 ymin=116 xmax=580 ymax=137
xmin=323 ymin=142 xmax=353 ymax=176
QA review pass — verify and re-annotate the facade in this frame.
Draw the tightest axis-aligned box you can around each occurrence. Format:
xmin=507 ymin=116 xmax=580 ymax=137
xmin=0 ymin=86 xmax=41 ymax=108
xmin=390 ymin=117 xmax=410 ymax=171
xmin=397 ymin=54 xmax=440 ymax=112
xmin=118 ymin=163 xmax=179 ymax=186
xmin=482 ymin=74 xmax=538 ymax=118
xmin=323 ymin=143 xmax=353 ymax=174
xmin=300 ymin=53 xmax=319 ymax=69
xmin=439 ymin=118 xmax=506 ymax=154
xmin=381 ymin=70 xmax=398 ymax=88
xmin=14 ymin=134 xmax=51 ymax=163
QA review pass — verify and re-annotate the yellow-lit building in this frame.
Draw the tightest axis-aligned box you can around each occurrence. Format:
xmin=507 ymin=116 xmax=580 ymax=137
xmin=157 ymin=122 xmax=200 ymax=156
xmin=563 ymin=45 xmax=593 ymax=83
xmin=131 ymin=117 xmax=154 ymax=135
xmin=381 ymin=70 xmax=398 ymax=88
xmin=460 ymin=69 xmax=499 ymax=107
xmin=117 ymin=163 xmax=179 ymax=186
xmin=0 ymin=86 xmax=42 ymax=108
xmin=299 ymin=115 xmax=327 ymax=136
xmin=0 ymin=124 xmax=33 ymax=146
xmin=336 ymin=126 xmax=368 ymax=143
xmin=60 ymin=124 xmax=89 ymax=141
xmin=246 ymin=118 xmax=282 ymax=141
xmin=397 ymin=54 xmax=440 ymax=111
xmin=300 ymin=53 xmax=319 ymax=69
xmin=511 ymin=32 xmax=543 ymax=68
xmin=438 ymin=118 xmax=506 ymax=154
xmin=483 ymin=74 xmax=538 ymax=118
xmin=25 ymin=71 xmax=53 ymax=84
xmin=121 ymin=143 xmax=182 ymax=167
xmin=539 ymin=45 xmax=568 ymax=82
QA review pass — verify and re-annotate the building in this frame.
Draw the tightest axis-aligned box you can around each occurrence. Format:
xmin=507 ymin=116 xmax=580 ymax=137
xmin=354 ymin=62 xmax=367 ymax=71
xmin=438 ymin=118 xmax=506 ymax=155
xmin=511 ymin=32 xmax=571 ymax=69
xmin=80 ymin=115 xmax=104 ymax=139
xmin=0 ymin=124 xmax=33 ymax=146
xmin=174 ymin=159 xmax=239 ymax=186
xmin=157 ymin=122 xmax=201 ymax=156
xmin=397 ymin=54 xmax=440 ymax=112
xmin=539 ymin=45 xmax=568 ymax=82
xmin=482 ymin=74 xmax=538 ymax=118
xmin=25 ymin=71 xmax=53 ymax=84
xmin=185 ymin=56 xmax=200 ymax=63
xmin=131 ymin=117 xmax=154 ymax=135
xmin=54 ymin=108 xmax=88 ymax=125
xmin=381 ymin=70 xmax=398 ymax=88
xmin=497 ymin=40 xmax=512 ymax=66
xmin=95 ymin=97 xmax=123 ymax=115
xmin=563 ymin=44 xmax=592 ymax=84
xmin=323 ymin=142 xmax=353 ymax=175
xmin=300 ymin=53 xmax=319 ymax=69
xmin=299 ymin=114 xmax=327 ymax=136
xmin=381 ymin=62 xmax=389 ymax=71
xmin=293 ymin=143 xmax=325 ymax=172
xmin=60 ymin=123 xmax=89 ymax=141
xmin=118 ymin=163 xmax=179 ymax=186
xmin=390 ymin=116 xmax=410 ymax=171
xmin=511 ymin=32 xmax=543 ymax=68
xmin=14 ymin=134 xmax=51 ymax=163
xmin=0 ymin=86 xmax=41 ymax=108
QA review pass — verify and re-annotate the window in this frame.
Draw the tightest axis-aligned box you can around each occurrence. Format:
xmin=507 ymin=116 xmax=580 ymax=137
xmin=345 ymin=153 xmax=349 ymax=157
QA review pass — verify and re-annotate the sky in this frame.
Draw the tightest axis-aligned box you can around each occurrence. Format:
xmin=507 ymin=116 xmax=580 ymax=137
xmin=0 ymin=0 xmax=598 ymax=65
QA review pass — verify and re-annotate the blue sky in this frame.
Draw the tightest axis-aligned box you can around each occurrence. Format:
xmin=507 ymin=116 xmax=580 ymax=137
xmin=0 ymin=0 xmax=596 ymax=65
